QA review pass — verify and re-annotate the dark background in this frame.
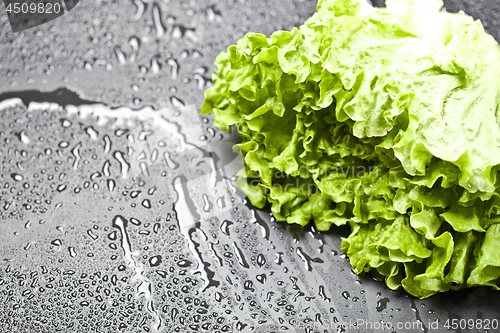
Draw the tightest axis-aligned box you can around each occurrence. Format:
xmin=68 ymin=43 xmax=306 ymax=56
xmin=0 ymin=0 xmax=499 ymax=332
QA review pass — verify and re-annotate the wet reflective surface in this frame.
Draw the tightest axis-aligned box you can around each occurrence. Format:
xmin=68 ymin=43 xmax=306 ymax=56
xmin=1 ymin=1 xmax=499 ymax=332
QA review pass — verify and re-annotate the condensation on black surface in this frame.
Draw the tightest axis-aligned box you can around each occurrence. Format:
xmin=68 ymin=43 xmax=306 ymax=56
xmin=0 ymin=0 xmax=316 ymax=110
xmin=0 ymin=1 xmax=500 ymax=333
xmin=0 ymin=94 xmax=363 ymax=333
xmin=0 ymin=98 xmax=223 ymax=332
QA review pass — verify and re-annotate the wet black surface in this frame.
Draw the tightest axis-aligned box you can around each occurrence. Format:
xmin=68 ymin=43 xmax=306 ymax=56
xmin=0 ymin=1 xmax=499 ymax=332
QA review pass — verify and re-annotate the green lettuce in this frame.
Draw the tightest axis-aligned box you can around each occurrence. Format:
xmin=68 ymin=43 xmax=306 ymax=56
xmin=201 ymin=0 xmax=500 ymax=298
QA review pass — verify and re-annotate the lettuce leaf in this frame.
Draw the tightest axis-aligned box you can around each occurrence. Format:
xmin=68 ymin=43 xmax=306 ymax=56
xmin=201 ymin=0 xmax=500 ymax=298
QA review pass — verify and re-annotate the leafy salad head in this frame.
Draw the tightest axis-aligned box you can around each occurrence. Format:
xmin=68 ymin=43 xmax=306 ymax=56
xmin=201 ymin=0 xmax=500 ymax=298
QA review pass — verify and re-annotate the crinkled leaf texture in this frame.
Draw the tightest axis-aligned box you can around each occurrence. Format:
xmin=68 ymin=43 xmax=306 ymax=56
xmin=201 ymin=0 xmax=500 ymax=298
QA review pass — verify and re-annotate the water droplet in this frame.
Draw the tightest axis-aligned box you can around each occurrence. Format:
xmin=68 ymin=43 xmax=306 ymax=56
xmin=129 ymin=37 xmax=140 ymax=63
xmin=167 ymin=58 xmax=179 ymax=79
xmin=296 ymin=247 xmax=324 ymax=271
xmin=156 ymin=270 xmax=168 ymax=278
xmin=71 ymin=142 xmax=82 ymax=169
xmin=164 ymin=152 xmax=179 ymax=170
xmin=319 ymin=285 xmax=331 ymax=303
xmin=68 ymin=247 xmax=77 ymax=257
xmin=10 ymin=173 xmax=24 ymax=181
xmin=130 ymin=218 xmax=141 ymax=226
xmin=114 ymin=46 xmax=127 ymax=65
xmin=142 ymin=199 xmax=151 ymax=209
xmin=170 ymin=96 xmax=185 ymax=108
xmin=149 ymin=255 xmax=162 ymax=267
xmin=232 ymin=242 xmax=249 ymax=269
xmin=133 ymin=0 xmax=145 ymax=19
xmin=152 ymin=4 xmax=166 ymax=37
xmin=90 ymin=172 xmax=101 ymax=181
xmin=256 ymin=254 xmax=266 ymax=267
xmin=256 ymin=274 xmax=267 ymax=284
xmin=113 ymin=151 xmax=130 ymax=178
xmin=193 ymin=73 xmax=206 ymax=89
xmin=108 ymin=231 xmax=117 ymax=240
xmin=85 ymin=126 xmax=98 ymax=140
xmin=103 ymin=135 xmax=112 ymax=155
xmin=15 ymin=130 xmax=30 ymax=144
xmin=250 ymin=210 xmax=270 ymax=241
xmin=177 ymin=260 xmax=193 ymax=268
xmin=220 ymin=220 xmax=233 ymax=236
xmin=87 ymin=229 xmax=98 ymax=240
xmin=107 ymin=179 xmax=115 ymax=191
xmin=60 ymin=118 xmax=72 ymax=128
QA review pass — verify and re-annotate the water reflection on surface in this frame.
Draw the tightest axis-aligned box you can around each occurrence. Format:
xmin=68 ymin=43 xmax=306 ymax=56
xmin=1 ymin=0 xmax=499 ymax=331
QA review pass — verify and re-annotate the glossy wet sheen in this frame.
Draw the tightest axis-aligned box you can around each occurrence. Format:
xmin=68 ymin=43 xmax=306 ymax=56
xmin=0 ymin=1 xmax=499 ymax=332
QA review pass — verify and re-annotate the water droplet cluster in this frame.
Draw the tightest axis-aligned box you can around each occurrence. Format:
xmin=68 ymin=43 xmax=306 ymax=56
xmin=1 ymin=0 xmax=499 ymax=330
